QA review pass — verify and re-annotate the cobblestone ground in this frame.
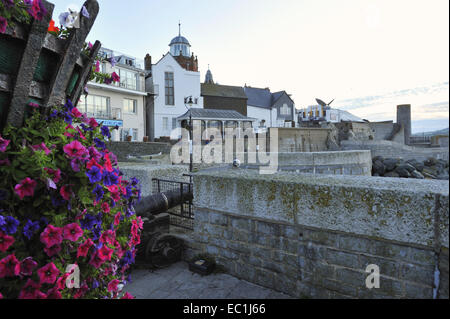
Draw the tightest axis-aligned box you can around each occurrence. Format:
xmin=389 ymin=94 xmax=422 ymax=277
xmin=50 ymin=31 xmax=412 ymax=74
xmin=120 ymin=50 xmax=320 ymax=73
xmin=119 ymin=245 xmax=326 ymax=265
xmin=124 ymin=262 xmax=293 ymax=299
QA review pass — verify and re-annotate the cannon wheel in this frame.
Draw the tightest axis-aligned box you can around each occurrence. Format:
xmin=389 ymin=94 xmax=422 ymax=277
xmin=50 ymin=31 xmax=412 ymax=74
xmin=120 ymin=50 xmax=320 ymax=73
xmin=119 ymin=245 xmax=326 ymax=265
xmin=144 ymin=233 xmax=183 ymax=269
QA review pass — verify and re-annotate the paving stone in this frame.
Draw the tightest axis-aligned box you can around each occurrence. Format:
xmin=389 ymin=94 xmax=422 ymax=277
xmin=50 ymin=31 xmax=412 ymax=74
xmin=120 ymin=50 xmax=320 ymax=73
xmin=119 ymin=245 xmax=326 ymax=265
xmin=125 ymin=262 xmax=293 ymax=299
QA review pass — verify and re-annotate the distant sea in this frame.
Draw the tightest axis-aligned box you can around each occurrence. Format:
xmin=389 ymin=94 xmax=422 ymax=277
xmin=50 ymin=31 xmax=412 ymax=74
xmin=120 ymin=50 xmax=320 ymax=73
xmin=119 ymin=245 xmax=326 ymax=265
xmin=334 ymin=82 xmax=449 ymax=134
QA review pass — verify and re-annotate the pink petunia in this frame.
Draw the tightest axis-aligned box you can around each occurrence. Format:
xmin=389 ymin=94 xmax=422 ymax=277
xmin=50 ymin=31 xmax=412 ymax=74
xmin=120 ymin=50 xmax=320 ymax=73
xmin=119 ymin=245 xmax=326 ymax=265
xmin=60 ymin=185 xmax=73 ymax=201
xmin=89 ymin=251 xmax=106 ymax=269
xmin=46 ymin=287 xmax=62 ymax=299
xmin=44 ymin=168 xmax=61 ymax=183
xmin=71 ymin=107 xmax=83 ymax=118
xmin=114 ymin=212 xmax=122 ymax=226
xmin=0 ymin=254 xmax=21 ymax=278
xmin=0 ymin=292 xmax=3 ymax=299
xmin=100 ymin=230 xmax=116 ymax=246
xmin=101 ymin=202 xmax=110 ymax=214
xmin=0 ymin=16 xmax=8 ymax=34
xmin=44 ymin=244 xmax=61 ymax=257
xmin=0 ymin=135 xmax=10 ymax=152
xmin=63 ymin=223 xmax=83 ymax=242
xmin=77 ymin=238 xmax=94 ymax=258
xmin=37 ymin=262 xmax=60 ymax=285
xmin=14 ymin=178 xmax=37 ymax=200
xmin=88 ymin=118 xmax=99 ymax=128
xmin=18 ymin=279 xmax=42 ymax=299
xmin=19 ymin=257 xmax=38 ymax=277
xmin=121 ymin=292 xmax=135 ymax=299
xmin=0 ymin=159 xmax=10 ymax=166
xmin=98 ymin=245 xmax=113 ymax=261
xmin=40 ymin=225 xmax=63 ymax=248
xmin=56 ymin=273 xmax=70 ymax=290
xmin=0 ymin=232 xmax=15 ymax=252
xmin=111 ymin=72 xmax=120 ymax=83
xmin=107 ymin=279 xmax=120 ymax=292
xmin=31 ymin=142 xmax=51 ymax=155
xmin=63 ymin=140 xmax=87 ymax=159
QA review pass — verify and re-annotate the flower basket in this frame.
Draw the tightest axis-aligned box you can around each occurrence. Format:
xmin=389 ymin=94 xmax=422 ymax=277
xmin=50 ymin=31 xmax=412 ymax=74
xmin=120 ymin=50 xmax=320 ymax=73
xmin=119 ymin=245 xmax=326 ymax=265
xmin=0 ymin=0 xmax=100 ymax=133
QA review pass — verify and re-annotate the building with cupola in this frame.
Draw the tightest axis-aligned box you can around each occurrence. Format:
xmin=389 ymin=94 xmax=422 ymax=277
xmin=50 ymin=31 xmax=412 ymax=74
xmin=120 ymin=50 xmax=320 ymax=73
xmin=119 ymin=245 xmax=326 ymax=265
xmin=144 ymin=24 xmax=203 ymax=141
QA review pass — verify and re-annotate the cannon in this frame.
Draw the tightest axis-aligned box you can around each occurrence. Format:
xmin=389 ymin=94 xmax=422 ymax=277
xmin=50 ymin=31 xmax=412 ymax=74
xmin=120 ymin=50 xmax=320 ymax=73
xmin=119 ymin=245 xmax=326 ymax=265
xmin=133 ymin=179 xmax=193 ymax=269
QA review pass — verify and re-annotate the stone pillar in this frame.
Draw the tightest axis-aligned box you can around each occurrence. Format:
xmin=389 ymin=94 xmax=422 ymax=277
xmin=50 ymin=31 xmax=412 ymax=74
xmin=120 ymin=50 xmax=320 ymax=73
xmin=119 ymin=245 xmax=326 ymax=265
xmin=397 ymin=104 xmax=412 ymax=145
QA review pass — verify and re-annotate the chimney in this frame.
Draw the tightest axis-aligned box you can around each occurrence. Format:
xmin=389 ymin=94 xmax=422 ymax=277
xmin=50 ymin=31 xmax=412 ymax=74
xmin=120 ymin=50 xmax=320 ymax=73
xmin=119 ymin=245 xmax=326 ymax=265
xmin=397 ymin=104 xmax=412 ymax=145
xmin=144 ymin=54 xmax=152 ymax=71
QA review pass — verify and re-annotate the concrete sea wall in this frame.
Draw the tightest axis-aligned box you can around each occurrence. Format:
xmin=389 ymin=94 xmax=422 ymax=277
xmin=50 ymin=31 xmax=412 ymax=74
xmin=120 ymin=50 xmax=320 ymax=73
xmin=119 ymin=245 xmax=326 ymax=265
xmin=341 ymin=140 xmax=449 ymax=162
xmin=107 ymin=141 xmax=171 ymax=162
xmin=187 ymin=169 xmax=449 ymax=299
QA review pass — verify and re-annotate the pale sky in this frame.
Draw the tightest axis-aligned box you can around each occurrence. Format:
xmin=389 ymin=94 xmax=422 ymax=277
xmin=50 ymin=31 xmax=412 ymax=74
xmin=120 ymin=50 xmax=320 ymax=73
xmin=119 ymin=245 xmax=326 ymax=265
xmin=53 ymin=0 xmax=449 ymax=131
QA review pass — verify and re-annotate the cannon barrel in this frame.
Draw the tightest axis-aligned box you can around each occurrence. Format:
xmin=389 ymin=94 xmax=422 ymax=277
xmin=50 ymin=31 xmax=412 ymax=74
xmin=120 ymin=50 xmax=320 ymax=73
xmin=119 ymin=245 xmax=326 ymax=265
xmin=134 ymin=185 xmax=193 ymax=217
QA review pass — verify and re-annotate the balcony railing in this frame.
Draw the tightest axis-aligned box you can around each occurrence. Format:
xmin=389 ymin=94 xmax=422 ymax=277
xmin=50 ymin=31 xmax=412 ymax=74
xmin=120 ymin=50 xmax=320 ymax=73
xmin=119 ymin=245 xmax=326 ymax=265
xmin=85 ymin=108 xmax=122 ymax=120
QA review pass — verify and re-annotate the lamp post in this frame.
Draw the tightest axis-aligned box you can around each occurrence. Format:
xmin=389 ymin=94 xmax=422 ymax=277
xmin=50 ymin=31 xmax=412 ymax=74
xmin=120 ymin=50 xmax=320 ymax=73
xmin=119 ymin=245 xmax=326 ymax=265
xmin=184 ymin=96 xmax=194 ymax=172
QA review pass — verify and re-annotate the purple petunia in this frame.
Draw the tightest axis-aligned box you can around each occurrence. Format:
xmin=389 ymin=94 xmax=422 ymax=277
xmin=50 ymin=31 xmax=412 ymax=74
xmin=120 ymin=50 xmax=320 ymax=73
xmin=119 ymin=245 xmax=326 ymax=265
xmin=0 ymin=215 xmax=19 ymax=235
xmin=103 ymin=171 xmax=118 ymax=187
xmin=92 ymin=184 xmax=104 ymax=202
xmin=23 ymin=220 xmax=40 ymax=240
xmin=1 ymin=0 xmax=14 ymax=8
xmin=86 ymin=166 xmax=103 ymax=184
xmin=101 ymin=126 xmax=111 ymax=139
xmin=94 ymin=138 xmax=106 ymax=150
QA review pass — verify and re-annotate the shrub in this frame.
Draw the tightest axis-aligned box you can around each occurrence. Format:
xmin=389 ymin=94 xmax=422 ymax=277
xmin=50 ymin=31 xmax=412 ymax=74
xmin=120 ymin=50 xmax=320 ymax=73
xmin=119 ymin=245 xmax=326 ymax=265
xmin=0 ymin=101 xmax=142 ymax=299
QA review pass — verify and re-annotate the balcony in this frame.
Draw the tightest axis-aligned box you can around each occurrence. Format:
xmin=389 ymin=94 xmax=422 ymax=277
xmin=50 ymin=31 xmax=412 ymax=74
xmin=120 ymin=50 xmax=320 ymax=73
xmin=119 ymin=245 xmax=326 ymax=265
xmin=85 ymin=108 xmax=122 ymax=120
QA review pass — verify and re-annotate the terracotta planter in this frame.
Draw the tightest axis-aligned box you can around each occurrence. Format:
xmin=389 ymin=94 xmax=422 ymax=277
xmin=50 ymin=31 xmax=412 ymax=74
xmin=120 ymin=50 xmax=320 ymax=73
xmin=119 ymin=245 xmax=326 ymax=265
xmin=143 ymin=136 xmax=149 ymax=142
xmin=126 ymin=136 xmax=132 ymax=142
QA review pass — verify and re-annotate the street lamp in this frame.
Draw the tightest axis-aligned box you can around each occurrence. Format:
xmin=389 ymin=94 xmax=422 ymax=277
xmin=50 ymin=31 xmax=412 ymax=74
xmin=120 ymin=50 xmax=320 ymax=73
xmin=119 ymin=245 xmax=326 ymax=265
xmin=184 ymin=96 xmax=194 ymax=172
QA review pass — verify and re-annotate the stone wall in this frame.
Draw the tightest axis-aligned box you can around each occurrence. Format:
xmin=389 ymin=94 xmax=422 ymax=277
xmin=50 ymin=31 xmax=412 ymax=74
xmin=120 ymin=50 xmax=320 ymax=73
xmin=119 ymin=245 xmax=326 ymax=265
xmin=271 ymin=127 xmax=330 ymax=152
xmin=119 ymin=164 xmax=188 ymax=197
xmin=240 ymin=151 xmax=372 ymax=176
xmin=341 ymin=140 xmax=449 ymax=162
xmin=187 ymin=169 xmax=449 ymax=299
xmin=107 ymin=141 xmax=171 ymax=162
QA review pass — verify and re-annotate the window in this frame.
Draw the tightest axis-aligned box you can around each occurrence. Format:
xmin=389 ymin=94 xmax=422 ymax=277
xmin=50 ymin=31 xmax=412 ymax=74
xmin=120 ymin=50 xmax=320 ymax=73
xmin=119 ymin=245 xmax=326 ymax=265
xmin=132 ymin=129 xmax=138 ymax=141
xmin=280 ymin=104 xmax=291 ymax=116
xmin=172 ymin=118 xmax=177 ymax=130
xmin=117 ymin=68 xmax=138 ymax=90
xmin=120 ymin=128 xmax=138 ymax=141
xmin=123 ymin=99 xmax=137 ymax=114
xmin=163 ymin=117 xmax=169 ymax=131
xmin=85 ymin=95 xmax=110 ymax=119
xmin=165 ymin=72 xmax=174 ymax=105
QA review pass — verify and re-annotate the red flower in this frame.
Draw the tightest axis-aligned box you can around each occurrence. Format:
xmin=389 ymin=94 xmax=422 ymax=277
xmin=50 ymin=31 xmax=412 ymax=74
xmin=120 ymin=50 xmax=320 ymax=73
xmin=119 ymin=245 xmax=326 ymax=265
xmin=88 ymin=118 xmax=99 ymax=128
xmin=19 ymin=257 xmax=38 ymax=277
xmin=111 ymin=72 xmax=120 ymax=83
xmin=60 ymin=184 xmax=73 ymax=201
xmin=0 ymin=292 xmax=3 ymax=299
xmin=63 ymin=223 xmax=83 ymax=242
xmin=63 ymin=140 xmax=87 ymax=159
xmin=18 ymin=279 xmax=41 ymax=299
xmin=0 ymin=254 xmax=20 ymax=278
xmin=37 ymin=262 xmax=60 ymax=284
xmin=101 ymin=202 xmax=110 ymax=214
xmin=89 ymin=251 xmax=106 ymax=269
xmin=121 ymin=292 xmax=135 ymax=299
xmin=40 ymin=225 xmax=63 ymax=248
xmin=46 ymin=287 xmax=62 ymax=299
xmin=98 ymin=245 xmax=114 ymax=261
xmin=0 ymin=135 xmax=10 ymax=152
xmin=100 ymin=230 xmax=116 ymax=246
xmin=77 ymin=238 xmax=94 ymax=258
xmin=44 ymin=244 xmax=61 ymax=257
xmin=14 ymin=177 xmax=37 ymax=200
xmin=56 ymin=273 xmax=70 ymax=290
xmin=44 ymin=168 xmax=61 ymax=183
xmin=0 ymin=231 xmax=15 ymax=252
xmin=114 ymin=212 xmax=122 ymax=226
xmin=71 ymin=107 xmax=83 ymax=118
xmin=31 ymin=142 xmax=51 ymax=155
xmin=107 ymin=279 xmax=120 ymax=292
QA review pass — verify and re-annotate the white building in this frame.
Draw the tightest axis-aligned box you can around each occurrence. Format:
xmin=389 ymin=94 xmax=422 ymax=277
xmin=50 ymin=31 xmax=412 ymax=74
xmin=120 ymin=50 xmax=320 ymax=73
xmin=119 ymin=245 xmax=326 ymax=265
xmin=244 ymin=86 xmax=296 ymax=131
xmin=298 ymin=105 xmax=365 ymax=123
xmin=145 ymin=26 xmax=203 ymax=140
xmin=81 ymin=47 xmax=147 ymax=142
